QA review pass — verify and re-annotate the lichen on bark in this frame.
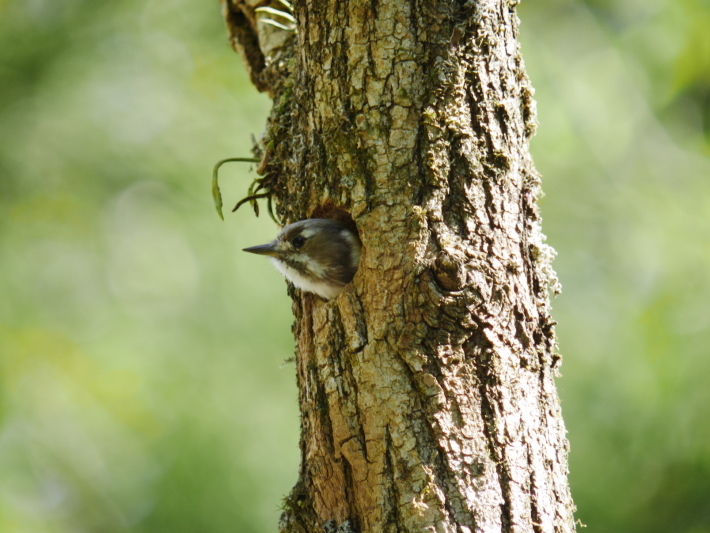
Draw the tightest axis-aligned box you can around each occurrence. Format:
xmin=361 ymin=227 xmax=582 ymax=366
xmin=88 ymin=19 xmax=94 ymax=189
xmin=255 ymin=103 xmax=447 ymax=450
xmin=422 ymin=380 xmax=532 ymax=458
xmin=220 ymin=0 xmax=576 ymax=531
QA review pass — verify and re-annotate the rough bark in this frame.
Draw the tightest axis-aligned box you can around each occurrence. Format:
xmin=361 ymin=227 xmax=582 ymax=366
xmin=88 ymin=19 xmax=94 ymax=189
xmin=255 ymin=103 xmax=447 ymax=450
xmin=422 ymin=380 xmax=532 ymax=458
xmin=220 ymin=0 xmax=576 ymax=532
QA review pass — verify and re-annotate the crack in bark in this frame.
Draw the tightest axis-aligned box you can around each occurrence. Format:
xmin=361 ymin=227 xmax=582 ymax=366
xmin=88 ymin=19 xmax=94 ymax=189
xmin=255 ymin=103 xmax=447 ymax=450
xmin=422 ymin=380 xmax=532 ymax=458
xmin=339 ymin=453 xmax=359 ymax=530
xmin=332 ymin=305 xmax=370 ymax=464
xmin=382 ymin=425 xmax=404 ymax=533
xmin=474 ymin=343 xmax=514 ymax=530
xmin=222 ymin=1 xmax=269 ymax=92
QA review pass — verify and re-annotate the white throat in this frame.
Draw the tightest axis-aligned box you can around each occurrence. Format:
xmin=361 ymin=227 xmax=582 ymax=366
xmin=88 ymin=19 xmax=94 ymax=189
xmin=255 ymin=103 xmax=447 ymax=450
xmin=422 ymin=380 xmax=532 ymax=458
xmin=270 ymin=258 xmax=343 ymax=300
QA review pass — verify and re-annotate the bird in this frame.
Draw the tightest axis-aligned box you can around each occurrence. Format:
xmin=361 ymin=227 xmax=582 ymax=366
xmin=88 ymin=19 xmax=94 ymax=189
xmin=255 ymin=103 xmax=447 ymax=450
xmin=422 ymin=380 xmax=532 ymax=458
xmin=243 ymin=218 xmax=362 ymax=300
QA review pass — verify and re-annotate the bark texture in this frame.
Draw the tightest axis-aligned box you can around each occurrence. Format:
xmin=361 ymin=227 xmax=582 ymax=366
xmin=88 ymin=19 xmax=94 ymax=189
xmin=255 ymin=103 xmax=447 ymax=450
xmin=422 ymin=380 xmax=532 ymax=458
xmin=221 ymin=0 xmax=576 ymax=531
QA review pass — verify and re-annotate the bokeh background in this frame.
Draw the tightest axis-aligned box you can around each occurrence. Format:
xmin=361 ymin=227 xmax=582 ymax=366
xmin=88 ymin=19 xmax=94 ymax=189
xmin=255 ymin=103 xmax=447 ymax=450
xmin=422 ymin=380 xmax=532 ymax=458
xmin=0 ymin=0 xmax=708 ymax=531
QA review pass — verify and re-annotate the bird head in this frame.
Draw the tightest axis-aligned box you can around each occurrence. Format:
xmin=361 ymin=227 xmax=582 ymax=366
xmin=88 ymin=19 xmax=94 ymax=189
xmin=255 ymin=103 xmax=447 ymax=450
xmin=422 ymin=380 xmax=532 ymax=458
xmin=243 ymin=218 xmax=361 ymax=299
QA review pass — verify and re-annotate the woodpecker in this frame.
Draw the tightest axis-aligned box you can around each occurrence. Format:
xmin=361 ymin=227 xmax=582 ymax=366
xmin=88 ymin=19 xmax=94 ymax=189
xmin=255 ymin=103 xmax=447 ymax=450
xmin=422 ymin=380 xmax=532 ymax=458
xmin=243 ymin=218 xmax=361 ymax=299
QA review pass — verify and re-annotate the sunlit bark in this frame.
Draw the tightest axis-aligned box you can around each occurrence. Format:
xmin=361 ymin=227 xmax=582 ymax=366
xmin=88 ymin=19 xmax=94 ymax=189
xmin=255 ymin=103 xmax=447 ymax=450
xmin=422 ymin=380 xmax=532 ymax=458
xmin=220 ymin=0 xmax=576 ymax=531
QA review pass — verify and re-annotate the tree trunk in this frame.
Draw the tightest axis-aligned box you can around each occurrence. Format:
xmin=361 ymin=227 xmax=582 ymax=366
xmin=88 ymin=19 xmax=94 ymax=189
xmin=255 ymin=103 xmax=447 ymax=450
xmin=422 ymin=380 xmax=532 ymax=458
xmin=220 ymin=0 xmax=576 ymax=531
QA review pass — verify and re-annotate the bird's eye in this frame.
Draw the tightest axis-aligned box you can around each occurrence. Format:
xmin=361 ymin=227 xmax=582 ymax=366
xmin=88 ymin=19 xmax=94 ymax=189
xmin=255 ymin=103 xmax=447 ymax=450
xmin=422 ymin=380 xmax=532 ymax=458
xmin=292 ymin=236 xmax=306 ymax=249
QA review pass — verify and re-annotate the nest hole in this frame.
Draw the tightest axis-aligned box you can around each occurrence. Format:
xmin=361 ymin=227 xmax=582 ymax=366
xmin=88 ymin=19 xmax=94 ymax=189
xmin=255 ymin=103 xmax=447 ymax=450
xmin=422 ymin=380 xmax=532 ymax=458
xmin=310 ymin=204 xmax=359 ymax=236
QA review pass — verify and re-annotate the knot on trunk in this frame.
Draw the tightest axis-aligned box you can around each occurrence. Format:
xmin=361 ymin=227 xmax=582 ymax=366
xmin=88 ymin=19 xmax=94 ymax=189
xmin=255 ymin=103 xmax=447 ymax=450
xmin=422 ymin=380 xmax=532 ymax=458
xmin=434 ymin=251 xmax=466 ymax=291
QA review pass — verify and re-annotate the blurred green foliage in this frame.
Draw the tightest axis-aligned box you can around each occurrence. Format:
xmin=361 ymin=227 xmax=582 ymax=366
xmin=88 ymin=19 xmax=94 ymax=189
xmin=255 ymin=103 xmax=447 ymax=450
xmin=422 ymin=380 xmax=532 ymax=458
xmin=520 ymin=0 xmax=710 ymax=531
xmin=0 ymin=0 xmax=708 ymax=531
xmin=0 ymin=0 xmax=297 ymax=531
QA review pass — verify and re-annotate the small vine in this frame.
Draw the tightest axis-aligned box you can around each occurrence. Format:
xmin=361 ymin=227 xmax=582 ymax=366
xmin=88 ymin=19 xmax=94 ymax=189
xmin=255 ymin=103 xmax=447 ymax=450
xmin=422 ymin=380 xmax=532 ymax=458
xmin=211 ymin=141 xmax=280 ymax=223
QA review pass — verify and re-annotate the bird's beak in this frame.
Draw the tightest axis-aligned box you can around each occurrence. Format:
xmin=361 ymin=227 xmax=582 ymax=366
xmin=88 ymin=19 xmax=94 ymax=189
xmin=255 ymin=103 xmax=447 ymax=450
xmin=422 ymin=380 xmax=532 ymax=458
xmin=242 ymin=242 xmax=279 ymax=257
